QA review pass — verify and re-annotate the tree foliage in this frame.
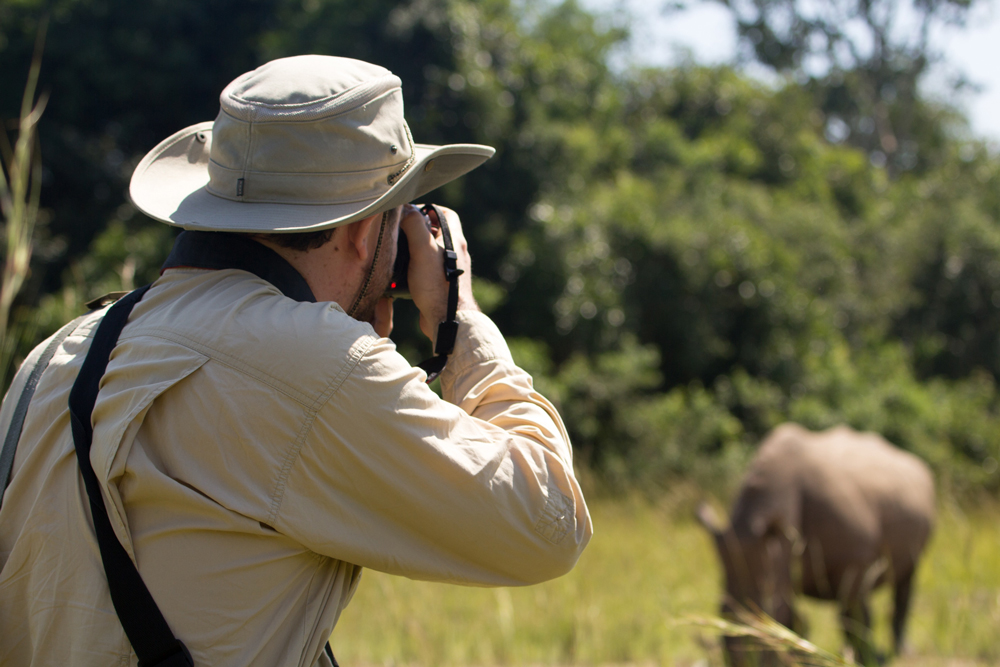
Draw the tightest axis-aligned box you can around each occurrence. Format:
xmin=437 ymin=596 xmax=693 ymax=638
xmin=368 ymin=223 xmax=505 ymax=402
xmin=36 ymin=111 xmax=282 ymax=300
xmin=711 ymin=0 xmax=979 ymax=175
xmin=3 ymin=0 xmax=1000 ymax=498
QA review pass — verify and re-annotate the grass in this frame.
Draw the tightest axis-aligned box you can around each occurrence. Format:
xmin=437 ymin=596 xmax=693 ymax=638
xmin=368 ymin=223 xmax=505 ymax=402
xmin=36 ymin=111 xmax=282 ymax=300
xmin=0 ymin=24 xmax=46 ymax=391
xmin=330 ymin=492 xmax=1000 ymax=666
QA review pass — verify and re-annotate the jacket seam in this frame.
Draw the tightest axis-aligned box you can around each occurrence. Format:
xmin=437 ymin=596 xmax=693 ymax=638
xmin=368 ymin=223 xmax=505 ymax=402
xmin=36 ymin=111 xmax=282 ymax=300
xmin=266 ymin=334 xmax=377 ymax=525
xmin=444 ymin=345 xmax=503 ymax=377
xmin=119 ymin=329 xmax=316 ymax=407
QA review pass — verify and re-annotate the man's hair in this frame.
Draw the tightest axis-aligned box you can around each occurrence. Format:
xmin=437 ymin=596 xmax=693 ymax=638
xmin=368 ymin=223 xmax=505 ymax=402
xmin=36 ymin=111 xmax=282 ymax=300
xmin=262 ymin=229 xmax=335 ymax=252
xmin=250 ymin=207 xmax=401 ymax=253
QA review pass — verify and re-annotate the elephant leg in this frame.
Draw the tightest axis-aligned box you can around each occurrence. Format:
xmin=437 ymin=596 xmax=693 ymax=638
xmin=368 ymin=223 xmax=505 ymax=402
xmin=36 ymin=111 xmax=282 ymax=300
xmin=892 ymin=568 xmax=915 ymax=655
xmin=840 ymin=600 xmax=878 ymax=666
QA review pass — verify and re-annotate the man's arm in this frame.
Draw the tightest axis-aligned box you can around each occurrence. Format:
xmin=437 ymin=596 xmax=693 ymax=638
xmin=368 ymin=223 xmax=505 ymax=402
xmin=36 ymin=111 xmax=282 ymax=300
xmin=274 ymin=206 xmax=591 ymax=585
xmin=279 ymin=323 xmax=590 ymax=586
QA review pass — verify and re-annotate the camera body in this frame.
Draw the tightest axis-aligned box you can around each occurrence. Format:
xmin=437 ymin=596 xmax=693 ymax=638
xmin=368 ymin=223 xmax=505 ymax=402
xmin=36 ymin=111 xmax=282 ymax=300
xmin=386 ymin=228 xmax=410 ymax=298
xmin=385 ymin=204 xmax=448 ymax=299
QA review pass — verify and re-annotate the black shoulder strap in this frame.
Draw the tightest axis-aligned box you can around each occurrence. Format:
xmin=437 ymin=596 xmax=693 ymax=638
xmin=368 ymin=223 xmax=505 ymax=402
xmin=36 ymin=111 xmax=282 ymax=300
xmin=0 ymin=298 xmax=190 ymax=666
xmin=61 ymin=232 xmax=342 ymax=667
xmin=0 ymin=316 xmax=83 ymax=510
xmin=68 ymin=284 xmax=194 ymax=667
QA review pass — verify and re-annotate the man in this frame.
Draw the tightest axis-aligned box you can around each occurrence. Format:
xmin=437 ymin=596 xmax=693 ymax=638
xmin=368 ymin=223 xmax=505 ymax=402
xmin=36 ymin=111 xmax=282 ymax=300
xmin=0 ymin=55 xmax=592 ymax=666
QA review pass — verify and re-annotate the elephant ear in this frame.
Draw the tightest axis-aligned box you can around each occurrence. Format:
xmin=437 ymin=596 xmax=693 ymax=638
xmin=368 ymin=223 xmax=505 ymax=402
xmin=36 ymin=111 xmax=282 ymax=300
xmin=695 ymin=501 xmax=726 ymax=537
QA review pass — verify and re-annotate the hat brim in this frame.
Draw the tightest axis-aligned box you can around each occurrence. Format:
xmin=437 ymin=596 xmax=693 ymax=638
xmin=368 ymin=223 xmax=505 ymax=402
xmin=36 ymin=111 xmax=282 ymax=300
xmin=129 ymin=122 xmax=495 ymax=233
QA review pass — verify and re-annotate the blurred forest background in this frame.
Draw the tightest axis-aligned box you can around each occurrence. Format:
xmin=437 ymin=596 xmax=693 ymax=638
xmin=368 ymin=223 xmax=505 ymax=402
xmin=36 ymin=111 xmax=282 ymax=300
xmin=3 ymin=0 xmax=1000 ymax=503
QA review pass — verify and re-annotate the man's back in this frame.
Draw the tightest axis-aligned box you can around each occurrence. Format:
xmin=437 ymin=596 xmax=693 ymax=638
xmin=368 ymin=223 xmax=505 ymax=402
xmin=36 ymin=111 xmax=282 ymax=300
xmin=1 ymin=267 xmax=589 ymax=666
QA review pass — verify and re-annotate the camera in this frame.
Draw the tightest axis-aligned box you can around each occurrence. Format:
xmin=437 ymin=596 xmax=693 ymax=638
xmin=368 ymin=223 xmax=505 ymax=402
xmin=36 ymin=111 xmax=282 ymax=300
xmin=386 ymin=227 xmax=410 ymax=298
xmin=385 ymin=204 xmax=447 ymax=299
xmin=382 ymin=203 xmax=463 ymax=377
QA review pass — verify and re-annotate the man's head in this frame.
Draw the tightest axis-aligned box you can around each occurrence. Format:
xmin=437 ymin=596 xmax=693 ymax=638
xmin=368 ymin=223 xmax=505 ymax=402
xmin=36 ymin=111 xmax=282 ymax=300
xmin=129 ymin=56 xmax=493 ymax=329
xmin=129 ymin=55 xmax=493 ymax=235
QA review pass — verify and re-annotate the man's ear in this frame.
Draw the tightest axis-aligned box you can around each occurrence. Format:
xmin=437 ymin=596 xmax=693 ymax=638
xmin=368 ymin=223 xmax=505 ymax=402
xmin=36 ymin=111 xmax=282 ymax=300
xmin=344 ymin=213 xmax=379 ymax=262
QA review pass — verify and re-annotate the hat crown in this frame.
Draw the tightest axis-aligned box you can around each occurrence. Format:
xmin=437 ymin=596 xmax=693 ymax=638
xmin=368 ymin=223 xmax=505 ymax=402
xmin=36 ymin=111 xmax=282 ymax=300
xmin=220 ymin=55 xmax=402 ymax=121
xmin=206 ymin=55 xmax=414 ymax=206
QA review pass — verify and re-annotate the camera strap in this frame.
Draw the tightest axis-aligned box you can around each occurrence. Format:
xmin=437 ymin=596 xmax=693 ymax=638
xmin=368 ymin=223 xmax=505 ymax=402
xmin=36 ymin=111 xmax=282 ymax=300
xmin=68 ymin=284 xmax=196 ymax=667
xmin=57 ymin=231 xmax=347 ymax=667
xmin=417 ymin=204 xmax=463 ymax=383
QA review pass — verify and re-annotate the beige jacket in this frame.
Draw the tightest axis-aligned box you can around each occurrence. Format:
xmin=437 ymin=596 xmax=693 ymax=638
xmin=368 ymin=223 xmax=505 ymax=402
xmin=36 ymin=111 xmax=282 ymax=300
xmin=0 ymin=267 xmax=592 ymax=666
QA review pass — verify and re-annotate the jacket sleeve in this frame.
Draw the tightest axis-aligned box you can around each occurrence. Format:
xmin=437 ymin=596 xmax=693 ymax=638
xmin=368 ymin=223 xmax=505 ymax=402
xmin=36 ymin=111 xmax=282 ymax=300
xmin=274 ymin=310 xmax=592 ymax=586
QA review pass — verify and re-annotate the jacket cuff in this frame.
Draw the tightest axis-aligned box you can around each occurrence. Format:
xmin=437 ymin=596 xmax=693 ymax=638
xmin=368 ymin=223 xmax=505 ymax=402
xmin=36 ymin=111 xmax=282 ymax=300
xmin=438 ymin=310 xmax=513 ymax=383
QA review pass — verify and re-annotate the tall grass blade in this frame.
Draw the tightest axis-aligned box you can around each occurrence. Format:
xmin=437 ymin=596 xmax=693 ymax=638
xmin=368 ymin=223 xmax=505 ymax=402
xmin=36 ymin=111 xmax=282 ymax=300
xmin=684 ymin=604 xmax=854 ymax=667
xmin=0 ymin=20 xmax=48 ymax=392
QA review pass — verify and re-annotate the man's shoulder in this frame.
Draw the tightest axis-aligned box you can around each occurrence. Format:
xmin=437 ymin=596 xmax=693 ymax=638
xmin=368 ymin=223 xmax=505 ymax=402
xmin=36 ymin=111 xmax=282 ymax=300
xmin=122 ymin=269 xmax=381 ymax=392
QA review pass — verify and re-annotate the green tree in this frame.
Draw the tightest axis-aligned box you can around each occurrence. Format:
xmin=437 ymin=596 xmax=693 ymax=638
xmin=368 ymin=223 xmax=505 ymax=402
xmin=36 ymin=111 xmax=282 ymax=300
xmin=707 ymin=0 xmax=979 ymax=174
xmin=5 ymin=0 xmax=1000 ymax=496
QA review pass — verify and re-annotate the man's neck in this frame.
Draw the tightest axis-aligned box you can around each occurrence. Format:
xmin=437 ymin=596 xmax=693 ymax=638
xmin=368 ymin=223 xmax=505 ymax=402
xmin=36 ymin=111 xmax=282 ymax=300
xmin=252 ymin=235 xmax=360 ymax=307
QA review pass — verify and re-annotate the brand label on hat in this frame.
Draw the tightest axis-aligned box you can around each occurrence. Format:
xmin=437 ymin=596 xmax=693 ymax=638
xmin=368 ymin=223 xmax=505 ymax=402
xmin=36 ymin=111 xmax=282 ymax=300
xmin=237 ymin=178 xmax=245 ymax=197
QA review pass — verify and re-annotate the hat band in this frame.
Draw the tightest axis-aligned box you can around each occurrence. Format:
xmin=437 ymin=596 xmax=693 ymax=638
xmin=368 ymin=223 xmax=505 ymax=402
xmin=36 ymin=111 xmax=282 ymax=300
xmin=205 ymin=159 xmax=405 ymax=205
xmin=387 ymin=123 xmax=416 ymax=185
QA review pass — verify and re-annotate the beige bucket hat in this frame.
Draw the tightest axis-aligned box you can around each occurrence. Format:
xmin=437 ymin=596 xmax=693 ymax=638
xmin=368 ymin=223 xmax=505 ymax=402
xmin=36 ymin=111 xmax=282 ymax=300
xmin=130 ymin=55 xmax=495 ymax=233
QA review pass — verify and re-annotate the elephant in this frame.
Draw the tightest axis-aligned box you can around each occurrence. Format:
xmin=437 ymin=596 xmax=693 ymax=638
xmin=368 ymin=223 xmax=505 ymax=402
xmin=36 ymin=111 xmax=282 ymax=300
xmin=696 ymin=423 xmax=935 ymax=666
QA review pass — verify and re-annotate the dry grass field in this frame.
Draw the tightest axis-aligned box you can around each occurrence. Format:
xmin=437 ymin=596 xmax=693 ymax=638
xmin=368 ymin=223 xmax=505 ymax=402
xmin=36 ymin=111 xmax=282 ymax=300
xmin=329 ymin=493 xmax=1000 ymax=666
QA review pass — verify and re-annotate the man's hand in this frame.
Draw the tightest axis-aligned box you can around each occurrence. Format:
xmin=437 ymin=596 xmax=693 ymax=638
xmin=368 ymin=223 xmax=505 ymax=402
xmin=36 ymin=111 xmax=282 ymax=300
xmin=400 ymin=204 xmax=479 ymax=342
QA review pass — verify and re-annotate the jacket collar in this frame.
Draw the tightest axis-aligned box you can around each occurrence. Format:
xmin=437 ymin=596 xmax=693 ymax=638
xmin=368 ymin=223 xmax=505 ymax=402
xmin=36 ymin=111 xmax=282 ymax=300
xmin=161 ymin=231 xmax=316 ymax=303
